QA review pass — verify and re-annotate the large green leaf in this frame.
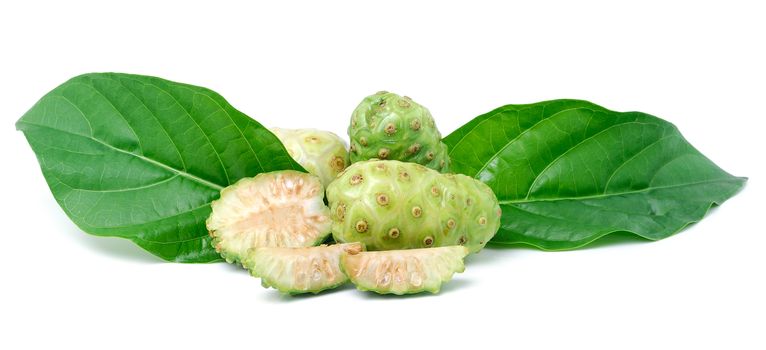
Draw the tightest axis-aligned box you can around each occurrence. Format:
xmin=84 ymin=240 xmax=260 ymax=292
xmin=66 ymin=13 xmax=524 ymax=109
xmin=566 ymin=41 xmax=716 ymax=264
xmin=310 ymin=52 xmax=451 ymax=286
xmin=16 ymin=73 xmax=303 ymax=262
xmin=444 ymin=99 xmax=746 ymax=250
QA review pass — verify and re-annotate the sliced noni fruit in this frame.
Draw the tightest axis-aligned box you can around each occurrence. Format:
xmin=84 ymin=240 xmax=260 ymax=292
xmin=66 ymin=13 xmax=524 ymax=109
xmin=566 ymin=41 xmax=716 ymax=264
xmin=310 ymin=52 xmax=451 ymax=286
xmin=341 ymin=246 xmax=468 ymax=295
xmin=244 ymin=242 xmax=364 ymax=294
xmin=270 ymin=127 xmax=349 ymax=189
xmin=206 ymin=170 xmax=331 ymax=264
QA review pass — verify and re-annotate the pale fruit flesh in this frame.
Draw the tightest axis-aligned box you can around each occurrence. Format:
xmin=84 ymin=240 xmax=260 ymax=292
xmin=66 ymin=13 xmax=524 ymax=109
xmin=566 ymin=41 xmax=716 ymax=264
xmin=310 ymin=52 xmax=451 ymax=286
xmin=341 ymin=246 xmax=468 ymax=295
xmin=206 ymin=170 xmax=331 ymax=264
xmin=244 ymin=242 xmax=364 ymax=294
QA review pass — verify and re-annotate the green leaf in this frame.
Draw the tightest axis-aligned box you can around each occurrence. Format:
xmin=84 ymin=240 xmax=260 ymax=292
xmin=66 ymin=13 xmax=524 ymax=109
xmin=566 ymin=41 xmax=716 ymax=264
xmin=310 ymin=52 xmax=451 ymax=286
xmin=16 ymin=73 xmax=303 ymax=262
xmin=443 ymin=99 xmax=746 ymax=250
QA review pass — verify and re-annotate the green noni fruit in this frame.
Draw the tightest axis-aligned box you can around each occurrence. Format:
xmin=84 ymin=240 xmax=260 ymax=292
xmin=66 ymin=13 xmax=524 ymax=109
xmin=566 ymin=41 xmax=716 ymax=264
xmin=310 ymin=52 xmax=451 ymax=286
xmin=326 ymin=159 xmax=501 ymax=253
xmin=243 ymin=242 xmax=364 ymax=295
xmin=341 ymin=246 xmax=468 ymax=295
xmin=271 ymin=128 xmax=349 ymax=188
xmin=206 ymin=170 xmax=332 ymax=265
xmin=347 ymin=92 xmax=450 ymax=172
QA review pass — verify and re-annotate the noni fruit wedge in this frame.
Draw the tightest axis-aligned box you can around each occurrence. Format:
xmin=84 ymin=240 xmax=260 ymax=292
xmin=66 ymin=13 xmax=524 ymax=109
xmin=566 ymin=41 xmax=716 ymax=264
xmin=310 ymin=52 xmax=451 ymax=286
xmin=326 ymin=160 xmax=501 ymax=253
xmin=341 ymin=246 xmax=468 ymax=294
xmin=206 ymin=170 xmax=331 ymax=264
xmin=243 ymin=242 xmax=364 ymax=295
xmin=271 ymin=128 xmax=349 ymax=188
xmin=348 ymin=91 xmax=450 ymax=172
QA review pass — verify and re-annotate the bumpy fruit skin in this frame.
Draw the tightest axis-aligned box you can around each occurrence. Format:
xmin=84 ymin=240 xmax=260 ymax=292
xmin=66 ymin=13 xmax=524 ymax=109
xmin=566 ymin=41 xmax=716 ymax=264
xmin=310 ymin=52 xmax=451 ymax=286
xmin=271 ymin=128 xmax=349 ymax=188
xmin=206 ymin=171 xmax=331 ymax=265
xmin=348 ymin=92 xmax=450 ymax=172
xmin=326 ymin=160 xmax=501 ymax=253
xmin=243 ymin=242 xmax=364 ymax=295
xmin=341 ymin=246 xmax=468 ymax=294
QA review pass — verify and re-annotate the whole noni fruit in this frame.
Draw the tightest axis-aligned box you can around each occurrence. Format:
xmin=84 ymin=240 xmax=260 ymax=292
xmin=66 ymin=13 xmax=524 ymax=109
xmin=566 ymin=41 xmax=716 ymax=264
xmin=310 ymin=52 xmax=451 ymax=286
xmin=347 ymin=92 xmax=449 ymax=172
xmin=326 ymin=159 xmax=500 ymax=253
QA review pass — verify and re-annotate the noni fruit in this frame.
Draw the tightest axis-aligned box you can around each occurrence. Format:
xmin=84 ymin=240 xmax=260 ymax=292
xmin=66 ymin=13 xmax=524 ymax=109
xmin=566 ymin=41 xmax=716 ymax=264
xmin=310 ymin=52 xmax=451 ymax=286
xmin=326 ymin=159 xmax=501 ymax=253
xmin=243 ymin=242 xmax=364 ymax=295
xmin=348 ymin=91 xmax=450 ymax=172
xmin=206 ymin=170 xmax=331 ymax=264
xmin=341 ymin=246 xmax=468 ymax=294
xmin=271 ymin=128 xmax=349 ymax=188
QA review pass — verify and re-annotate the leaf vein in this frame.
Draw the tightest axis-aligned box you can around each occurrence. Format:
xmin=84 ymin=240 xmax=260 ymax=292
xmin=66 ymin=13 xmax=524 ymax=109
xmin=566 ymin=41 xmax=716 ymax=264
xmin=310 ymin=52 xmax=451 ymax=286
xmin=525 ymin=121 xmax=653 ymax=198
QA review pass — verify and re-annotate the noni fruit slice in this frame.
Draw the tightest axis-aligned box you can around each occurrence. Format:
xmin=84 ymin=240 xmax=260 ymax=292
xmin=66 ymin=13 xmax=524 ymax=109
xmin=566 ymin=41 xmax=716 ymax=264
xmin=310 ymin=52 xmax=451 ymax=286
xmin=348 ymin=91 xmax=450 ymax=172
xmin=243 ymin=242 xmax=364 ymax=295
xmin=341 ymin=246 xmax=468 ymax=294
xmin=327 ymin=159 xmax=501 ymax=253
xmin=271 ymin=128 xmax=349 ymax=188
xmin=206 ymin=170 xmax=331 ymax=264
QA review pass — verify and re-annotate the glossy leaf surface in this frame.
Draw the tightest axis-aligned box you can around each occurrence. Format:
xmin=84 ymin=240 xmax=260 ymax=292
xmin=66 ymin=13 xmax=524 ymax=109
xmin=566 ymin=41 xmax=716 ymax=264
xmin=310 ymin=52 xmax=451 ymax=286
xmin=444 ymin=100 xmax=745 ymax=249
xmin=17 ymin=73 xmax=302 ymax=262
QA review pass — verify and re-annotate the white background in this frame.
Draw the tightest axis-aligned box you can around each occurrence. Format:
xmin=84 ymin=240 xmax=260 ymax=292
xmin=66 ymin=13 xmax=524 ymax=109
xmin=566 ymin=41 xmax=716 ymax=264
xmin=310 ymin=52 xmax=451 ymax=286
xmin=1 ymin=1 xmax=764 ymax=349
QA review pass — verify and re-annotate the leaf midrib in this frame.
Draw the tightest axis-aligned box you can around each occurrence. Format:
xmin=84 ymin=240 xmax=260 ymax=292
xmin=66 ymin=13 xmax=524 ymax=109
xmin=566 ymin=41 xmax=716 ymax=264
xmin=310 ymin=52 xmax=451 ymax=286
xmin=471 ymin=106 xmax=594 ymax=178
xmin=524 ymin=121 xmax=657 ymax=199
xmin=500 ymin=178 xmax=744 ymax=205
xmin=18 ymin=121 xmax=224 ymax=192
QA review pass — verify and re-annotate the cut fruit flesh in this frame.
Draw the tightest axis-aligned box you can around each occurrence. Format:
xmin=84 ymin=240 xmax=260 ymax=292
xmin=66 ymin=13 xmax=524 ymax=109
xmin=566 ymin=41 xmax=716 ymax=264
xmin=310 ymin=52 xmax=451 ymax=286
xmin=341 ymin=246 xmax=468 ymax=295
xmin=244 ymin=242 xmax=365 ymax=294
xmin=206 ymin=171 xmax=331 ymax=264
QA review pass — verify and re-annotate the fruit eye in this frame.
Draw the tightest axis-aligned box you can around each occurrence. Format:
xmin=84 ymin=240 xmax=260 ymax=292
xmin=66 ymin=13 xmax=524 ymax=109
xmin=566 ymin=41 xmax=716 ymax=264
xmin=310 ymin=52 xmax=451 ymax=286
xmin=355 ymin=220 xmax=369 ymax=233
